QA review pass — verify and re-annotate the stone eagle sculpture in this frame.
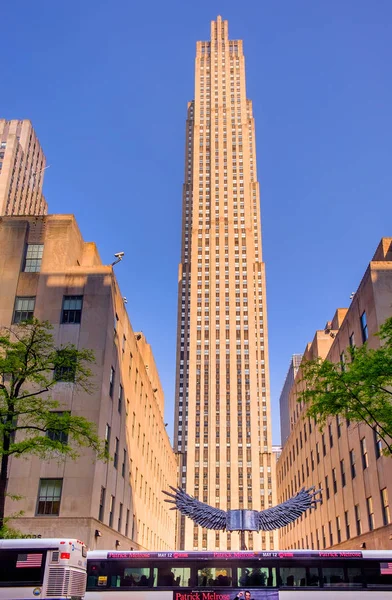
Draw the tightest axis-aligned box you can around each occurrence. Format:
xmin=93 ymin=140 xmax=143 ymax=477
xmin=163 ymin=486 xmax=321 ymax=531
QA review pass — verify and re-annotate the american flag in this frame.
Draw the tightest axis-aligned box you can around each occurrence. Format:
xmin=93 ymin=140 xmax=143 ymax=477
xmin=16 ymin=553 xmax=43 ymax=568
xmin=381 ymin=563 xmax=392 ymax=575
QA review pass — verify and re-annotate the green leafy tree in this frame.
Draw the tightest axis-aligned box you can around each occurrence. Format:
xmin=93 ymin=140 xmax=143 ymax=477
xmin=0 ymin=525 xmax=29 ymax=539
xmin=299 ymin=316 xmax=392 ymax=455
xmin=0 ymin=505 xmax=31 ymax=539
xmin=0 ymin=319 xmax=107 ymax=530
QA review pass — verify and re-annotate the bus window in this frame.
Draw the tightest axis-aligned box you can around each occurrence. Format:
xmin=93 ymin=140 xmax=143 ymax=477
xmin=198 ymin=567 xmax=233 ymax=586
xmin=87 ymin=560 xmax=110 ymax=588
xmin=347 ymin=567 xmax=362 ymax=586
xmin=322 ymin=566 xmax=345 ymax=587
xmin=154 ymin=566 xmax=191 ymax=587
xmin=111 ymin=565 xmax=151 ymax=588
xmin=365 ymin=563 xmax=392 ymax=587
xmin=0 ymin=550 xmax=44 ymax=586
xmin=237 ymin=567 xmax=276 ymax=587
xmin=307 ymin=567 xmax=320 ymax=587
xmin=279 ymin=566 xmax=306 ymax=587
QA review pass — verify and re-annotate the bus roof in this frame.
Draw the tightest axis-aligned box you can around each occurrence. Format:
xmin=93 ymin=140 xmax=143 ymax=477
xmin=0 ymin=538 xmax=86 ymax=550
xmin=87 ymin=549 xmax=392 ymax=561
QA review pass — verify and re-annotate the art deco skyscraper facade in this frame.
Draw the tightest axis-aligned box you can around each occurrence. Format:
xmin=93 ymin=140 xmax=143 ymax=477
xmin=0 ymin=119 xmax=47 ymax=215
xmin=174 ymin=17 xmax=276 ymax=551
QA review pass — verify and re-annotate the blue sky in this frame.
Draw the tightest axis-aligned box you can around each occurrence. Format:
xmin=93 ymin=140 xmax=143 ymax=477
xmin=2 ymin=0 xmax=392 ymax=444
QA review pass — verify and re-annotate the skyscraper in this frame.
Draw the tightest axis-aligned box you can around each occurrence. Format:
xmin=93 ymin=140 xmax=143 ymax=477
xmin=0 ymin=119 xmax=47 ymax=216
xmin=174 ymin=17 xmax=276 ymax=551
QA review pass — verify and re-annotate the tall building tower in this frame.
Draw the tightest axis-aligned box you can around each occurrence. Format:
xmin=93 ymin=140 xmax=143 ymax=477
xmin=0 ymin=119 xmax=48 ymax=216
xmin=174 ymin=16 xmax=276 ymax=551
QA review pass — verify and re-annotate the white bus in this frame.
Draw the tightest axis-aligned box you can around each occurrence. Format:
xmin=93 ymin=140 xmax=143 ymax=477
xmin=0 ymin=537 xmax=87 ymax=599
xmin=86 ymin=549 xmax=392 ymax=599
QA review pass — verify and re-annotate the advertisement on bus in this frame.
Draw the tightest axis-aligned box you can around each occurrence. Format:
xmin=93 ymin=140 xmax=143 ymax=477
xmin=173 ymin=592 xmax=278 ymax=600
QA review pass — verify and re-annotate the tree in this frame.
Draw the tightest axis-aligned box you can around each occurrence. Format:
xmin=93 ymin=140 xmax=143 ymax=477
xmin=0 ymin=319 xmax=107 ymax=531
xmin=298 ymin=316 xmax=392 ymax=455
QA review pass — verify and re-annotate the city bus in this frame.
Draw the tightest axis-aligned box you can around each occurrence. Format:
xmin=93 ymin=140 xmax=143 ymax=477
xmin=0 ymin=537 xmax=87 ymax=599
xmin=86 ymin=549 xmax=392 ymax=599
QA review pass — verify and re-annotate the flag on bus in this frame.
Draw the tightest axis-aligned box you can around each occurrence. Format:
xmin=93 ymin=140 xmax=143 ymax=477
xmin=381 ymin=563 xmax=392 ymax=575
xmin=16 ymin=553 xmax=43 ymax=568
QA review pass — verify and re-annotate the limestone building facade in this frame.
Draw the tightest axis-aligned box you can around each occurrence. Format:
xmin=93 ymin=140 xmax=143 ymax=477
xmin=0 ymin=120 xmax=48 ymax=216
xmin=0 ymin=214 xmax=177 ymax=550
xmin=277 ymin=238 xmax=392 ymax=550
xmin=173 ymin=17 xmax=276 ymax=551
xmin=279 ymin=354 xmax=302 ymax=446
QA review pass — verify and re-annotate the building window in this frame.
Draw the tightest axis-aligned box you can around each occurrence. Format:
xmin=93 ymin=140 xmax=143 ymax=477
xmin=340 ymin=459 xmax=346 ymax=487
xmin=374 ymin=429 xmax=382 ymax=459
xmin=345 ymin=510 xmax=350 ymax=539
xmin=109 ymin=367 xmax=115 ymax=398
xmin=13 ymin=296 xmax=35 ymax=323
xmin=336 ymin=415 xmax=342 ymax=438
xmin=125 ymin=509 xmax=130 ymax=537
xmin=114 ymin=437 xmax=119 ymax=469
xmin=328 ymin=521 xmax=333 ymax=546
xmin=118 ymin=503 xmax=123 ymax=532
xmin=361 ymin=437 xmax=368 ymax=469
xmin=322 ymin=525 xmax=326 ymax=548
xmin=98 ymin=486 xmax=106 ymax=521
xmin=36 ymin=479 xmax=62 ymax=515
xmin=350 ymin=449 xmax=356 ymax=478
xmin=61 ymin=295 xmax=83 ymax=324
xmin=322 ymin=434 xmax=326 ymax=456
xmin=336 ymin=516 xmax=341 ymax=543
xmin=54 ymin=349 xmax=76 ymax=382
xmin=328 ymin=423 xmax=333 ymax=448
xmin=23 ymin=244 xmax=44 ymax=272
xmin=109 ymin=495 xmax=115 ymax=527
xmin=118 ymin=384 xmax=123 ymax=413
xmin=105 ymin=424 xmax=111 ymax=454
xmin=381 ymin=488 xmax=390 ymax=525
xmin=325 ymin=475 xmax=330 ymax=500
xmin=318 ymin=481 xmax=322 ymax=506
xmin=46 ymin=411 xmax=69 ymax=444
xmin=367 ymin=496 xmax=374 ymax=531
xmin=355 ymin=504 xmax=361 ymax=535
xmin=332 ymin=468 xmax=337 ymax=494
xmin=360 ymin=311 xmax=368 ymax=342
xmin=349 ymin=332 xmax=355 ymax=348
xmin=122 ymin=449 xmax=127 ymax=478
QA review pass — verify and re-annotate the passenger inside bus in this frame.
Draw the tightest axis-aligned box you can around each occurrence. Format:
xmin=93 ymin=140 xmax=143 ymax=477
xmin=153 ymin=566 xmax=190 ymax=587
xmin=157 ymin=567 xmax=176 ymax=586
xmin=198 ymin=568 xmax=233 ymax=586
xmin=118 ymin=567 xmax=151 ymax=587
xmin=237 ymin=566 xmax=275 ymax=587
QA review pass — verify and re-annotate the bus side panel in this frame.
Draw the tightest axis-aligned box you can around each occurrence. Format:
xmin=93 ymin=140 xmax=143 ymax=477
xmin=280 ymin=592 xmax=392 ymax=600
xmin=0 ymin=588 xmax=44 ymax=599
xmin=85 ymin=593 xmax=175 ymax=600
